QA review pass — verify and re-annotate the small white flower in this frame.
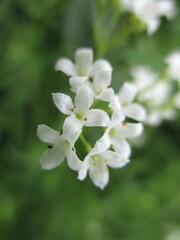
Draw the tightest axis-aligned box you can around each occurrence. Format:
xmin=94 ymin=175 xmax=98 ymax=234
xmin=121 ymin=0 xmax=177 ymax=34
xmin=145 ymin=109 xmax=176 ymax=126
xmin=78 ymin=142 xmax=129 ymax=189
xmin=37 ymin=124 xmax=82 ymax=170
xmin=98 ymin=112 xmax=144 ymax=158
xmin=165 ymin=50 xmax=180 ymax=83
xmin=109 ymin=82 xmax=146 ymax=121
xmin=52 ymin=86 xmax=110 ymax=138
xmin=55 ymin=48 xmax=112 ymax=77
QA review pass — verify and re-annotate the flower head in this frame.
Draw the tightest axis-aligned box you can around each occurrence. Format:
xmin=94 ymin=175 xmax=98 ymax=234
xmin=121 ymin=0 xmax=177 ymax=34
xmin=55 ymin=48 xmax=112 ymax=77
xmin=109 ymin=82 xmax=146 ymax=121
xmin=78 ymin=142 xmax=129 ymax=189
xmin=98 ymin=112 xmax=144 ymax=158
xmin=52 ymin=85 xmax=110 ymax=138
xmin=37 ymin=124 xmax=82 ymax=171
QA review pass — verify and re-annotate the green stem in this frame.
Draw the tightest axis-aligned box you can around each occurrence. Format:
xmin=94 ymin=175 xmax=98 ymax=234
xmin=80 ymin=133 xmax=92 ymax=152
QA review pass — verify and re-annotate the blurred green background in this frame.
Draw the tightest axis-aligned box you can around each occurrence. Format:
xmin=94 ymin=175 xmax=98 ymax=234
xmin=1 ymin=0 xmax=180 ymax=239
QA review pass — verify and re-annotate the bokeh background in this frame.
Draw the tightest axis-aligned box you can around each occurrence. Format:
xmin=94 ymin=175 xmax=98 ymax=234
xmin=1 ymin=0 xmax=180 ymax=239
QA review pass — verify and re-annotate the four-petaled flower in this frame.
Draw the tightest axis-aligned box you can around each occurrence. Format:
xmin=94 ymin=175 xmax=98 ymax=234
xmin=97 ymin=112 xmax=143 ymax=158
xmin=78 ymin=142 xmax=129 ymax=189
xmin=55 ymin=48 xmax=112 ymax=78
xmin=109 ymin=82 xmax=146 ymax=121
xmin=52 ymin=85 xmax=110 ymax=139
xmin=37 ymin=124 xmax=82 ymax=171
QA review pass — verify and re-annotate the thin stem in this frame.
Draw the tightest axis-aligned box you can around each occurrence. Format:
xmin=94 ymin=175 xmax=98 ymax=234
xmin=80 ymin=133 xmax=92 ymax=152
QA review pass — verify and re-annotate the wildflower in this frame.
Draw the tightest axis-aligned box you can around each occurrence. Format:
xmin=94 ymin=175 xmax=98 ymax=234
xmin=52 ymin=85 xmax=110 ymax=138
xmin=78 ymin=142 xmax=129 ymax=189
xmin=55 ymin=48 xmax=112 ymax=77
xmin=37 ymin=124 xmax=82 ymax=170
xmin=121 ymin=0 xmax=177 ymax=34
xmin=98 ymin=112 xmax=144 ymax=158
xmin=109 ymin=82 xmax=146 ymax=121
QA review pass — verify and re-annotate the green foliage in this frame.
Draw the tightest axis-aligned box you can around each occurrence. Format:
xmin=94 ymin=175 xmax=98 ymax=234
xmin=0 ymin=0 xmax=180 ymax=239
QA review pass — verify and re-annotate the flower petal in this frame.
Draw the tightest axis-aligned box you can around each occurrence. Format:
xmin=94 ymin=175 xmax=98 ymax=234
xmin=112 ymin=139 xmax=131 ymax=158
xmin=52 ymin=93 xmax=73 ymax=115
xmin=89 ymin=165 xmax=109 ymax=190
xmin=84 ymin=109 xmax=110 ymax=127
xmin=69 ymin=76 xmax=88 ymax=93
xmin=74 ymin=86 xmax=94 ymax=113
xmin=75 ymin=48 xmax=93 ymax=76
xmin=123 ymin=103 xmax=146 ymax=121
xmin=63 ymin=114 xmax=83 ymax=139
xmin=97 ymin=88 xmax=115 ymax=102
xmin=120 ymin=122 xmax=144 ymax=138
xmin=103 ymin=150 xmax=130 ymax=168
xmin=146 ymin=18 xmax=160 ymax=34
xmin=40 ymin=145 xmax=65 ymax=170
xmin=66 ymin=148 xmax=82 ymax=171
xmin=55 ymin=58 xmax=76 ymax=76
xmin=90 ymin=59 xmax=112 ymax=77
xmin=118 ymin=82 xmax=137 ymax=103
xmin=37 ymin=124 xmax=60 ymax=144
xmin=78 ymin=160 xmax=89 ymax=180
xmin=93 ymin=69 xmax=112 ymax=92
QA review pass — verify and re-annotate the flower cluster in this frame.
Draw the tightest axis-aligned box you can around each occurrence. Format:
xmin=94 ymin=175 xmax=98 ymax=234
xmin=121 ymin=0 xmax=177 ymax=34
xmin=127 ymin=49 xmax=180 ymax=126
xmin=37 ymin=48 xmax=144 ymax=189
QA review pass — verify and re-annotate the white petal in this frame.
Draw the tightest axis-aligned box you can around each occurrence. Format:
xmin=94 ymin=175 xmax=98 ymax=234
xmin=55 ymin=58 xmax=76 ymax=76
xmin=69 ymin=76 xmax=88 ymax=92
xmin=66 ymin=129 xmax=82 ymax=146
xmin=146 ymin=18 xmax=160 ymax=34
xmin=111 ymin=111 xmax=125 ymax=124
xmin=84 ymin=109 xmax=110 ymax=127
xmin=40 ymin=145 xmax=65 ymax=170
xmin=75 ymin=48 xmax=93 ymax=76
xmin=37 ymin=124 xmax=60 ymax=144
xmin=103 ymin=150 xmax=130 ymax=168
xmin=90 ymin=59 xmax=112 ymax=77
xmin=66 ymin=148 xmax=82 ymax=171
xmin=63 ymin=114 xmax=83 ymax=139
xmin=90 ymin=140 xmax=109 ymax=157
xmin=97 ymin=88 xmax=115 ymax=102
xmin=112 ymin=139 xmax=131 ymax=158
xmin=78 ymin=160 xmax=89 ymax=180
xmin=123 ymin=103 xmax=146 ymax=121
xmin=109 ymin=95 xmax=122 ymax=111
xmin=118 ymin=82 xmax=137 ymax=103
xmin=93 ymin=70 xmax=112 ymax=92
xmin=89 ymin=166 xmax=109 ymax=190
xmin=120 ymin=123 xmax=144 ymax=138
xmin=52 ymin=93 xmax=73 ymax=115
xmin=74 ymin=86 xmax=94 ymax=112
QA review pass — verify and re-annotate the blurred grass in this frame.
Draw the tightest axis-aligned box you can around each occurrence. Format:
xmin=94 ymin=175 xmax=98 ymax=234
xmin=0 ymin=0 xmax=180 ymax=239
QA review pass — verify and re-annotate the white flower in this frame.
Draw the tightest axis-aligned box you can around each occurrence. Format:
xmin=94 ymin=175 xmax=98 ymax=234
xmin=55 ymin=48 xmax=112 ymax=77
xmin=78 ymin=142 xmax=129 ymax=189
xmin=98 ymin=112 xmax=144 ymax=158
xmin=37 ymin=124 xmax=82 ymax=170
xmin=52 ymin=86 xmax=110 ymax=138
xmin=109 ymin=82 xmax=146 ymax=121
xmin=121 ymin=0 xmax=177 ymax=34
xmin=165 ymin=50 xmax=180 ymax=83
